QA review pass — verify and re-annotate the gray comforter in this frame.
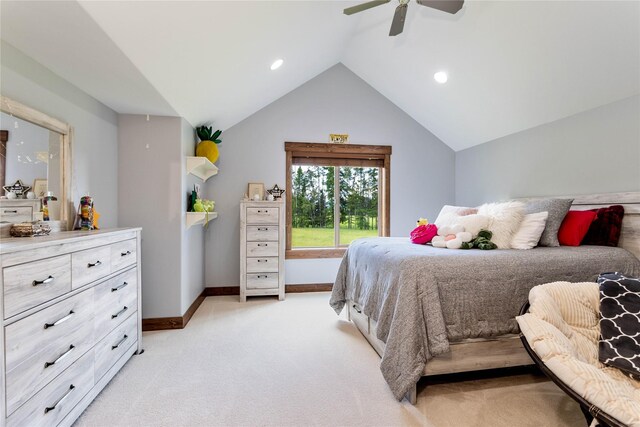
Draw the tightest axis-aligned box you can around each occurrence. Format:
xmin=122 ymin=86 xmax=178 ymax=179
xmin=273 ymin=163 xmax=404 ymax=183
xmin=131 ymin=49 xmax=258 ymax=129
xmin=329 ymin=237 xmax=640 ymax=400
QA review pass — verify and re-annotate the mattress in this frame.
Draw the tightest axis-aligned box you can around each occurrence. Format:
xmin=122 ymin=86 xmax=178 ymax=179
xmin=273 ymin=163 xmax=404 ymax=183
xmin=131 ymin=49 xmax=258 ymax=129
xmin=330 ymin=237 xmax=640 ymax=400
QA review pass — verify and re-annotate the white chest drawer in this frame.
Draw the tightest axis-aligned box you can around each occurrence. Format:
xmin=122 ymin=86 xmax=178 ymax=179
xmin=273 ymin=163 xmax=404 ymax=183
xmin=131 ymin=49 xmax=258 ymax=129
xmin=246 ymin=273 xmax=279 ymax=289
xmin=3 ymin=254 xmax=72 ymax=319
xmin=94 ymin=312 xmax=137 ymax=382
xmin=246 ymin=207 xmax=279 ymax=224
xmin=246 ymin=225 xmax=279 ymax=241
xmin=71 ymin=245 xmax=111 ymax=289
xmin=246 ymin=257 xmax=279 ymax=273
xmin=5 ymin=288 xmax=94 ymax=415
xmin=94 ymin=268 xmax=138 ymax=342
xmin=246 ymin=241 xmax=279 ymax=257
xmin=7 ymin=349 xmax=94 ymax=427
xmin=110 ymin=238 xmax=137 ymax=272
xmin=0 ymin=206 xmax=32 ymax=223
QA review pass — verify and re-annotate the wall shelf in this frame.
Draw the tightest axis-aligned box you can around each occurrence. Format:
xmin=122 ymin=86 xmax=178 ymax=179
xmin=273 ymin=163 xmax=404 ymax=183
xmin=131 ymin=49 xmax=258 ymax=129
xmin=186 ymin=156 xmax=219 ymax=182
xmin=186 ymin=211 xmax=218 ymax=229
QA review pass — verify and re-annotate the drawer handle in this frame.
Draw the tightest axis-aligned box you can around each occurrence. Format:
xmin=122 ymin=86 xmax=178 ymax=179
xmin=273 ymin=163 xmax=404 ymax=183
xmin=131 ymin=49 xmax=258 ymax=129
xmin=44 ymin=345 xmax=75 ymax=368
xmin=121 ymin=250 xmax=132 ymax=257
xmin=352 ymin=304 xmax=362 ymax=314
xmin=33 ymin=275 xmax=55 ymax=286
xmin=257 ymin=275 xmax=268 ymax=279
xmin=44 ymin=384 xmax=75 ymax=414
xmin=257 ymin=210 xmax=269 ymax=213
xmin=111 ymin=306 xmax=128 ymax=319
xmin=257 ymin=227 xmax=269 ymax=231
xmin=44 ymin=310 xmax=75 ymax=329
xmin=257 ymin=243 xmax=268 ymax=247
xmin=4 ymin=209 xmax=18 ymax=213
xmin=112 ymin=334 xmax=129 ymax=350
xmin=87 ymin=260 xmax=102 ymax=268
xmin=111 ymin=281 xmax=129 ymax=292
xmin=257 ymin=259 xmax=268 ymax=263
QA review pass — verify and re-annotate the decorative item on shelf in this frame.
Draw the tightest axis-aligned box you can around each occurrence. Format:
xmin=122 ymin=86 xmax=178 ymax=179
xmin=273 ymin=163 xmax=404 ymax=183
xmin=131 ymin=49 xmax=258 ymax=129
xmin=193 ymin=198 xmax=215 ymax=227
xmin=26 ymin=191 xmax=36 ymax=200
xmin=6 ymin=191 xmax=16 ymax=199
xmin=330 ymin=133 xmax=349 ymax=144
xmin=73 ymin=195 xmax=99 ymax=230
xmin=188 ymin=184 xmax=199 ymax=212
xmin=32 ymin=178 xmax=47 ymax=198
xmin=195 ymin=125 xmax=223 ymax=164
xmin=267 ymin=184 xmax=285 ymax=200
xmin=248 ymin=182 xmax=265 ymax=201
xmin=42 ymin=191 xmax=57 ymax=220
xmin=3 ymin=179 xmax=30 ymax=198
xmin=10 ymin=221 xmax=51 ymax=237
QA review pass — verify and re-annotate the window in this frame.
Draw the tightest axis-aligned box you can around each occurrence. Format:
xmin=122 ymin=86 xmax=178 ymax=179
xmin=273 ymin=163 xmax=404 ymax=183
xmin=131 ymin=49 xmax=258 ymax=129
xmin=285 ymin=142 xmax=391 ymax=259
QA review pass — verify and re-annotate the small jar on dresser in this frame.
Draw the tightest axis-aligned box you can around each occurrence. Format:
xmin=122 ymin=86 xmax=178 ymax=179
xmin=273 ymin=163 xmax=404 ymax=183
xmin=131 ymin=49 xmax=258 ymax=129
xmin=240 ymin=200 xmax=285 ymax=302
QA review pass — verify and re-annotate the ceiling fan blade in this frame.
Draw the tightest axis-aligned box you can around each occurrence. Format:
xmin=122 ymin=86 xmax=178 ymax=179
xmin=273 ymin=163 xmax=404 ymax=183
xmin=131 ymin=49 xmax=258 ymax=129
xmin=389 ymin=3 xmax=408 ymax=36
xmin=344 ymin=0 xmax=390 ymax=15
xmin=416 ymin=0 xmax=464 ymax=14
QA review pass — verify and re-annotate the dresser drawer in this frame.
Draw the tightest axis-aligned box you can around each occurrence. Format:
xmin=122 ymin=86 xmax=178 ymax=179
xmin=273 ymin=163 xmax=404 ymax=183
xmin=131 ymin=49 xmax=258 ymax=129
xmin=7 ymin=349 xmax=94 ymax=427
xmin=246 ymin=273 xmax=279 ymax=289
xmin=110 ymin=238 xmax=137 ymax=272
xmin=246 ymin=207 xmax=279 ymax=224
xmin=246 ymin=257 xmax=279 ymax=273
xmin=94 ymin=312 xmax=137 ymax=381
xmin=71 ymin=245 xmax=111 ymax=288
xmin=5 ymin=287 xmax=94 ymax=371
xmin=3 ymin=254 xmax=72 ymax=318
xmin=94 ymin=268 xmax=138 ymax=342
xmin=5 ymin=303 xmax=94 ymax=415
xmin=246 ymin=241 xmax=279 ymax=257
xmin=246 ymin=225 xmax=278 ymax=241
xmin=0 ymin=206 xmax=32 ymax=223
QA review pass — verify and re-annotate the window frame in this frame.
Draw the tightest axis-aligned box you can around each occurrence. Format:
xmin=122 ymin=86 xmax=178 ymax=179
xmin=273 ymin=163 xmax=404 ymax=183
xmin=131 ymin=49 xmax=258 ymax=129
xmin=285 ymin=141 xmax=391 ymax=259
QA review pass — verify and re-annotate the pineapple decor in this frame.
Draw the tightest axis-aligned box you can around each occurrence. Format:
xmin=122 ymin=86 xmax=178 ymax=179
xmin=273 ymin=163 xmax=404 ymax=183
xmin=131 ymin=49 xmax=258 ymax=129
xmin=195 ymin=125 xmax=223 ymax=164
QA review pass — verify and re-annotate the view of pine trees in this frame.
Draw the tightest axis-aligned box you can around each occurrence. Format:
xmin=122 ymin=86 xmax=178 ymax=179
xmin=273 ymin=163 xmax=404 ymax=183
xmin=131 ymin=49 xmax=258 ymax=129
xmin=291 ymin=165 xmax=379 ymax=247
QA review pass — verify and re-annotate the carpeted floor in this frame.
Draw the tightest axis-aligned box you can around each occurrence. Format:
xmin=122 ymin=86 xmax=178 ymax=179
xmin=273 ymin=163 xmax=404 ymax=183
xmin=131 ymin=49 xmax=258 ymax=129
xmin=75 ymin=293 xmax=584 ymax=426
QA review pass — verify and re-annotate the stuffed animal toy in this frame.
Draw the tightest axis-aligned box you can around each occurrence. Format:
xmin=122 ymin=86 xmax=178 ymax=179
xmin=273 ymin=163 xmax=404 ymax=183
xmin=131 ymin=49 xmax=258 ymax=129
xmin=416 ymin=217 xmax=429 ymax=226
xmin=432 ymin=224 xmax=473 ymax=249
xmin=410 ymin=223 xmax=437 ymax=244
xmin=461 ymin=229 xmax=497 ymax=250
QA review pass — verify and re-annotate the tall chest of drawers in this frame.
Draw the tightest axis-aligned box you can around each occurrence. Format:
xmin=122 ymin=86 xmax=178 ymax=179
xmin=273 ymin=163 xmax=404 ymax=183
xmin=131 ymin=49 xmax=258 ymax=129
xmin=240 ymin=200 xmax=285 ymax=302
xmin=0 ymin=228 xmax=142 ymax=427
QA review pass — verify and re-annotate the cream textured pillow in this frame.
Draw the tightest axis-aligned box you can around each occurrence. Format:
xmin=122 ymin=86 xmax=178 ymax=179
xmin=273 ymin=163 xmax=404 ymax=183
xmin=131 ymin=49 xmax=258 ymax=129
xmin=511 ymin=211 xmax=548 ymax=250
xmin=477 ymin=201 xmax=525 ymax=249
xmin=434 ymin=205 xmax=477 ymax=226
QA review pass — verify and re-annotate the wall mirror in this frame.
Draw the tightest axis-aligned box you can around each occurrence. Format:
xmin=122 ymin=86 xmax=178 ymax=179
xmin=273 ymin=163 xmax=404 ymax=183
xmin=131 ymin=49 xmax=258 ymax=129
xmin=0 ymin=96 xmax=72 ymax=234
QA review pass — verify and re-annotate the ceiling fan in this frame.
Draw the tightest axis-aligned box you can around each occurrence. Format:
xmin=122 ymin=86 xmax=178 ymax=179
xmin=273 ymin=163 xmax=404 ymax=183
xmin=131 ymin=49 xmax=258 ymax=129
xmin=344 ymin=0 xmax=464 ymax=36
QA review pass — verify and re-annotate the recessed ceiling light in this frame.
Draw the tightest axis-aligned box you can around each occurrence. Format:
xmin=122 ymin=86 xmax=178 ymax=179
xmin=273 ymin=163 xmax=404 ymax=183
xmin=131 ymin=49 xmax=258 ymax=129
xmin=434 ymin=71 xmax=448 ymax=84
xmin=270 ymin=59 xmax=284 ymax=71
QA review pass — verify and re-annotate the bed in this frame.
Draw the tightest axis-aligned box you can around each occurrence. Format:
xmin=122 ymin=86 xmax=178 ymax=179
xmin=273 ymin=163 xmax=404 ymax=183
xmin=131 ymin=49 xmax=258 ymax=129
xmin=329 ymin=192 xmax=640 ymax=403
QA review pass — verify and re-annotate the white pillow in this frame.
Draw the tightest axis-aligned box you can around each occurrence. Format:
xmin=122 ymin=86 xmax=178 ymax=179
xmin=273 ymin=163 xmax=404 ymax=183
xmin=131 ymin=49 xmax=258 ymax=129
xmin=435 ymin=213 xmax=490 ymax=238
xmin=510 ymin=211 xmax=549 ymax=250
xmin=434 ymin=205 xmax=477 ymax=227
xmin=477 ymin=201 xmax=525 ymax=249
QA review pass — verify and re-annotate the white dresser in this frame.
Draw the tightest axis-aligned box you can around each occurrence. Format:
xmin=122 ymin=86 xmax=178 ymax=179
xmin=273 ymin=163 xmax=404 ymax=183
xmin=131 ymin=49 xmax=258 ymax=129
xmin=0 ymin=228 xmax=142 ymax=427
xmin=240 ymin=200 xmax=285 ymax=302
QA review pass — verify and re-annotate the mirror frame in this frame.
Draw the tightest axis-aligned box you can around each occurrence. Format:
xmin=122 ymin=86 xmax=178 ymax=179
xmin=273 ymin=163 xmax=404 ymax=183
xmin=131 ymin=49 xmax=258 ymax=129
xmin=0 ymin=96 xmax=73 ymax=229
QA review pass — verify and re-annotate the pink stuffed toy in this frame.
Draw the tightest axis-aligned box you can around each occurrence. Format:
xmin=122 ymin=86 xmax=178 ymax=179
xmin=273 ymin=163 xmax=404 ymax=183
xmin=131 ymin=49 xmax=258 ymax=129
xmin=410 ymin=224 xmax=438 ymax=244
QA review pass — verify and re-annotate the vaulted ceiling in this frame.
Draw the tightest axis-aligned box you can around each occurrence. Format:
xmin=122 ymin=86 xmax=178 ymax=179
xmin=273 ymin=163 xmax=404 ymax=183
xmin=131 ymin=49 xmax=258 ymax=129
xmin=1 ymin=1 xmax=638 ymax=151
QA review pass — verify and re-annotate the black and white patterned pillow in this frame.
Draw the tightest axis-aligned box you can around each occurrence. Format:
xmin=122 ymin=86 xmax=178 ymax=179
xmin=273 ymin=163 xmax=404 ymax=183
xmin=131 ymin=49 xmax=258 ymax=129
xmin=598 ymin=272 xmax=640 ymax=380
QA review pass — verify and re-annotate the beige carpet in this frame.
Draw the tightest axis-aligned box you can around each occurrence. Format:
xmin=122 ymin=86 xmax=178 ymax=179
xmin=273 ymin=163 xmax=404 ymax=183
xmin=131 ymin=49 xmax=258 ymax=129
xmin=75 ymin=293 xmax=584 ymax=426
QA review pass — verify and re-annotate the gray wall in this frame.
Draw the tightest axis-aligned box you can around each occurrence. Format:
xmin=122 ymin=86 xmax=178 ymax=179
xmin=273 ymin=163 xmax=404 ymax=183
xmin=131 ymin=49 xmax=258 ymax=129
xmin=204 ymin=63 xmax=455 ymax=287
xmin=1 ymin=41 xmax=118 ymax=227
xmin=456 ymin=95 xmax=640 ymax=206
xmin=118 ymin=115 xmax=183 ymax=318
xmin=180 ymin=119 xmax=205 ymax=314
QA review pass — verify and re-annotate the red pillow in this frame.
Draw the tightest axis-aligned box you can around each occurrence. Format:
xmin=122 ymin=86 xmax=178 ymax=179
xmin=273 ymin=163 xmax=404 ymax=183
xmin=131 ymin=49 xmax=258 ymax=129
xmin=558 ymin=210 xmax=597 ymax=246
xmin=582 ymin=205 xmax=625 ymax=247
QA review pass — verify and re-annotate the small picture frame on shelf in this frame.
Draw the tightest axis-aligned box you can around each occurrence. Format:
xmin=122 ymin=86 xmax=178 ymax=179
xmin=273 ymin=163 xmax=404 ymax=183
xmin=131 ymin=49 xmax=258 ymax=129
xmin=330 ymin=133 xmax=349 ymax=144
xmin=247 ymin=182 xmax=265 ymax=201
xmin=33 ymin=178 xmax=48 ymax=198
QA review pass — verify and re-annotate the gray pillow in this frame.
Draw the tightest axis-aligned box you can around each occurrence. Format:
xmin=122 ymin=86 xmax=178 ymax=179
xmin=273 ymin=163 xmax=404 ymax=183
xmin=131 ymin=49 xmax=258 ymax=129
xmin=523 ymin=198 xmax=573 ymax=247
